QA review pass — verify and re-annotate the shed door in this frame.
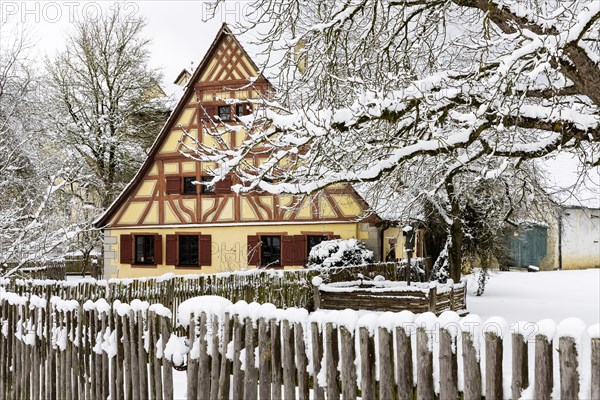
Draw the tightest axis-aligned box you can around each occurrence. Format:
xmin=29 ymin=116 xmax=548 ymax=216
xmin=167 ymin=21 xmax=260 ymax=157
xmin=510 ymin=225 xmax=547 ymax=267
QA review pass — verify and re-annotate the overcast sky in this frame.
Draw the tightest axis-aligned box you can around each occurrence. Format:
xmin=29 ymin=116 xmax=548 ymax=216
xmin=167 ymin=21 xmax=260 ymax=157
xmin=0 ymin=1 xmax=254 ymax=96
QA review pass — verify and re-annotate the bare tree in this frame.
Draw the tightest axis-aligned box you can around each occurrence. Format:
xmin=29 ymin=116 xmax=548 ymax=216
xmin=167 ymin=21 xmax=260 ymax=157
xmin=0 ymin=24 xmax=93 ymax=277
xmin=46 ymin=7 xmax=169 ymax=208
xmin=190 ymin=0 xmax=599 ymax=281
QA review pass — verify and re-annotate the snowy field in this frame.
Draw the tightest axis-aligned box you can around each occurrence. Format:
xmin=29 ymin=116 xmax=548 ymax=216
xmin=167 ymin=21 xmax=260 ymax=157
xmin=466 ymin=269 xmax=600 ymax=325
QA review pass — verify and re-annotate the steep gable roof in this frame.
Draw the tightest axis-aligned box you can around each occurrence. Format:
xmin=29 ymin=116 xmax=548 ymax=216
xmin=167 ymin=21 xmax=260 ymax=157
xmin=95 ymin=23 xmax=269 ymax=228
xmin=95 ymin=23 xmax=380 ymax=228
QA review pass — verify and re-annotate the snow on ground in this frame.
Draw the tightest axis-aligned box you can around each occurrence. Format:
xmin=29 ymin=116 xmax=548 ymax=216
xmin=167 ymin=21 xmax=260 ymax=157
xmin=466 ymin=269 xmax=600 ymax=325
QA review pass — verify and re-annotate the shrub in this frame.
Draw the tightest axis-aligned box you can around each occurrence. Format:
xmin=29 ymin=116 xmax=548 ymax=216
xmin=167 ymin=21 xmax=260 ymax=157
xmin=307 ymin=239 xmax=373 ymax=268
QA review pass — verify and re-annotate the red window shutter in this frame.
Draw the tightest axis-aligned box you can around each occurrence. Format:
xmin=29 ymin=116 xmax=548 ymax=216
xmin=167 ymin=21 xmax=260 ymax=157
xmin=293 ymin=235 xmax=307 ymax=266
xmin=201 ymin=105 xmax=217 ymax=122
xmin=247 ymin=235 xmax=260 ymax=266
xmin=198 ymin=235 xmax=212 ymax=266
xmin=154 ymin=235 xmax=163 ymax=265
xmin=281 ymin=235 xmax=294 ymax=266
xmin=165 ymin=176 xmax=181 ymax=194
xmin=215 ymin=175 xmax=233 ymax=194
xmin=120 ymin=235 xmax=133 ymax=264
xmin=166 ymin=235 xmax=178 ymax=265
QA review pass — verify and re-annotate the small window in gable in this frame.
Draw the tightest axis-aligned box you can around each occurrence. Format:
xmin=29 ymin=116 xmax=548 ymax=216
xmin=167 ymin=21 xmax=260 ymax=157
xmin=235 ymin=103 xmax=251 ymax=117
xmin=183 ymin=177 xmax=197 ymax=195
xmin=201 ymin=176 xmax=216 ymax=194
xmin=218 ymin=105 xmax=231 ymax=121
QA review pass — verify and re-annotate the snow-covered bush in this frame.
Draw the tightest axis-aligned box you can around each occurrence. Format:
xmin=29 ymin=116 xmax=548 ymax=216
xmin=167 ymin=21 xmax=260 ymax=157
xmin=307 ymin=239 xmax=373 ymax=268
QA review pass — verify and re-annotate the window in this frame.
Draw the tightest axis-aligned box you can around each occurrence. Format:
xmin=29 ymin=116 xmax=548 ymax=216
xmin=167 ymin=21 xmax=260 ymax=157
xmin=135 ymin=235 xmax=155 ymax=265
xmin=183 ymin=177 xmax=197 ymax=195
xmin=235 ymin=103 xmax=250 ymax=117
xmin=218 ymin=106 xmax=231 ymax=121
xmin=307 ymin=235 xmax=328 ymax=256
xmin=200 ymin=176 xmax=216 ymax=194
xmin=179 ymin=235 xmax=199 ymax=266
xmin=261 ymin=236 xmax=281 ymax=267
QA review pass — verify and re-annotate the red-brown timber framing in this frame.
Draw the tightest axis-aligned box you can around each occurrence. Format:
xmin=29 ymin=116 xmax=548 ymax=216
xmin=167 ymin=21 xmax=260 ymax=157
xmin=94 ymin=23 xmax=380 ymax=229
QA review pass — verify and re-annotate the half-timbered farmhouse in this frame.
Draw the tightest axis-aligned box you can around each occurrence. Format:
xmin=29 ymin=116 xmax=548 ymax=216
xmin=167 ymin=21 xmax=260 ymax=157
xmin=94 ymin=24 xmax=416 ymax=278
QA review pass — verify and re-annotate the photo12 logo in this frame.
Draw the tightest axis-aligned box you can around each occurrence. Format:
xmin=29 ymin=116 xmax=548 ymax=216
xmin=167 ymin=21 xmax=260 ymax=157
xmin=1 ymin=1 xmax=139 ymax=24
xmin=200 ymin=0 xmax=259 ymax=24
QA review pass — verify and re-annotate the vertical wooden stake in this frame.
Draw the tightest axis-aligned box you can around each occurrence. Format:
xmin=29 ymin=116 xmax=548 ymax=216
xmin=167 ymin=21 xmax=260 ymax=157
xmin=187 ymin=313 xmax=198 ymax=400
xmin=439 ymin=328 xmax=458 ymax=400
xmin=535 ymin=334 xmax=553 ymax=400
xmin=282 ymin=320 xmax=296 ymax=400
xmin=416 ymin=327 xmax=434 ymax=400
xmin=559 ymin=337 xmax=579 ymax=399
xmin=339 ymin=326 xmax=357 ymax=400
xmin=295 ymin=322 xmax=309 ymax=400
xmin=197 ymin=312 xmax=210 ymax=400
xmin=511 ymin=333 xmax=528 ymax=400
xmin=270 ymin=318 xmax=282 ymax=400
xmin=231 ymin=315 xmax=244 ymax=400
xmin=161 ymin=316 xmax=174 ymax=400
xmin=485 ymin=332 xmax=503 ymax=400
xmin=310 ymin=322 xmax=325 ymax=400
xmin=358 ymin=326 xmax=375 ymax=400
xmin=462 ymin=330 xmax=482 ymax=400
xmin=592 ymin=337 xmax=600 ymax=400
xmin=258 ymin=318 xmax=271 ymax=400
xmin=217 ymin=314 xmax=232 ymax=400
xmin=378 ymin=326 xmax=395 ymax=400
xmin=395 ymin=326 xmax=413 ymax=400
xmin=243 ymin=317 xmax=257 ymax=400
xmin=209 ymin=315 xmax=221 ymax=400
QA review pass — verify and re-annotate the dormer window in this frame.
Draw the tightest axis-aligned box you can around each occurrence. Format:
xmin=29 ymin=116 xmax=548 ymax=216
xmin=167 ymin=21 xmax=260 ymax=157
xmin=218 ymin=105 xmax=231 ymax=121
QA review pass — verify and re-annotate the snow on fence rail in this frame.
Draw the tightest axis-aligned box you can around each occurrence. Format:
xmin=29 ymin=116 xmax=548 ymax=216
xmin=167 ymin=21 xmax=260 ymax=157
xmin=0 ymin=263 xmax=401 ymax=315
xmin=2 ymin=289 xmax=599 ymax=400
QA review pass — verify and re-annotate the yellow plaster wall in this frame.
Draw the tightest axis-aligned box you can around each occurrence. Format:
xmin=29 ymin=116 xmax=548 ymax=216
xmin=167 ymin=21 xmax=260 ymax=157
xmin=181 ymin=162 xmax=196 ymax=174
xmin=119 ymin=202 xmax=147 ymax=225
xmin=144 ymin=202 xmax=159 ymax=225
xmin=135 ymin=181 xmax=156 ymax=198
xmin=164 ymin=162 xmax=179 ymax=175
xmin=105 ymin=222 xmax=360 ymax=279
xmin=148 ymin=163 xmax=158 ymax=176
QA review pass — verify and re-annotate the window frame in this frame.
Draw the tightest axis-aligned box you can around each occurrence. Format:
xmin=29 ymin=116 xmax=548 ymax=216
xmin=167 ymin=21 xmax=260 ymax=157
xmin=182 ymin=176 xmax=197 ymax=195
xmin=178 ymin=234 xmax=199 ymax=267
xmin=200 ymin=176 xmax=216 ymax=195
xmin=218 ymin=105 xmax=231 ymax=121
xmin=134 ymin=235 xmax=156 ymax=266
xmin=260 ymin=235 xmax=282 ymax=268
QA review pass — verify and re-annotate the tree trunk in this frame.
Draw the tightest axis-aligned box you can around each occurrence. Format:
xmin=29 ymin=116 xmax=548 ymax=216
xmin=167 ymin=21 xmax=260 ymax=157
xmin=446 ymin=177 xmax=463 ymax=283
xmin=448 ymin=217 xmax=463 ymax=282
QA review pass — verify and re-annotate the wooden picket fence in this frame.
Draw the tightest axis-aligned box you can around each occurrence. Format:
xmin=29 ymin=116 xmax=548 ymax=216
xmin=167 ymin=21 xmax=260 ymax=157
xmin=0 ymin=263 xmax=402 ymax=314
xmin=182 ymin=310 xmax=600 ymax=400
xmin=1 ymin=289 xmax=599 ymax=400
xmin=0 ymin=293 xmax=174 ymax=400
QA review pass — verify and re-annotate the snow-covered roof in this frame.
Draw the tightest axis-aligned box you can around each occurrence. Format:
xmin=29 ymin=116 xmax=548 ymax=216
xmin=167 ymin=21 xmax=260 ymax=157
xmin=541 ymin=153 xmax=600 ymax=209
